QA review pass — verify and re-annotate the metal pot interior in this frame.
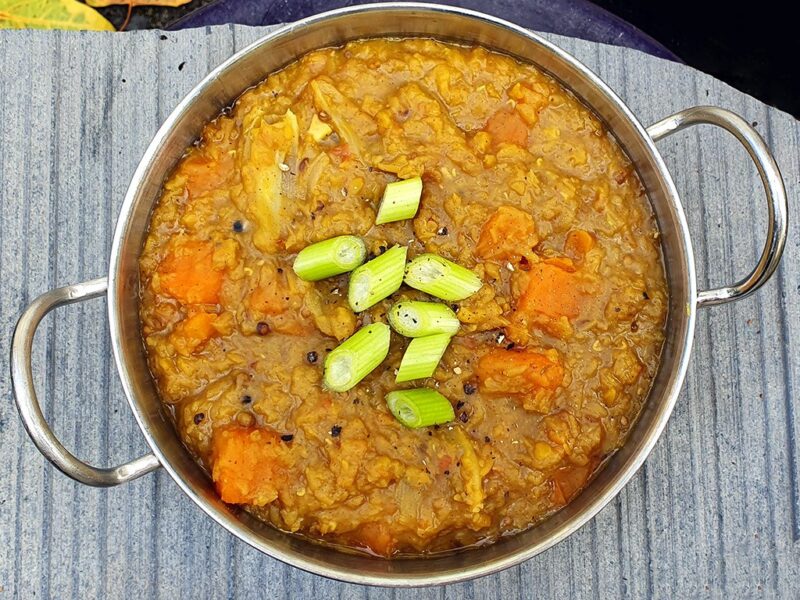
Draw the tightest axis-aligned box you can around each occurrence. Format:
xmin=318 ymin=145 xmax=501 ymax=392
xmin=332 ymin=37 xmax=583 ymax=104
xmin=108 ymin=3 xmax=696 ymax=585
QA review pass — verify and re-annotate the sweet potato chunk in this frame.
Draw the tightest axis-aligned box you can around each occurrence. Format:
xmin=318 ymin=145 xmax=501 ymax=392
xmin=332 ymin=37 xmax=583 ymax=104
xmin=355 ymin=522 xmax=396 ymax=557
xmin=170 ymin=311 xmax=219 ymax=355
xmin=246 ymin=263 xmax=313 ymax=336
xmin=211 ymin=426 xmax=286 ymax=506
xmin=483 ymin=109 xmax=528 ymax=147
xmin=181 ymin=152 xmax=228 ymax=200
xmin=475 ymin=206 xmax=538 ymax=262
xmin=477 ymin=348 xmax=564 ymax=412
xmin=551 ymin=464 xmax=593 ymax=506
xmin=517 ymin=262 xmax=582 ymax=319
xmin=564 ymin=229 xmax=595 ymax=260
xmin=506 ymin=261 xmax=584 ymax=343
xmin=247 ymin=275 xmax=289 ymax=316
xmin=158 ymin=241 xmax=224 ymax=305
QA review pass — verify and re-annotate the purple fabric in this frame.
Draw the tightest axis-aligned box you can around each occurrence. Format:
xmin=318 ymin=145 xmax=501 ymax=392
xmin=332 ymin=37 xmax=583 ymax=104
xmin=168 ymin=0 xmax=680 ymax=61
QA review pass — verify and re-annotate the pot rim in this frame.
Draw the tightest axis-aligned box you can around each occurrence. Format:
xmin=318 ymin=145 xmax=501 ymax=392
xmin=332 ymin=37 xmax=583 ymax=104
xmin=107 ymin=2 xmax=697 ymax=586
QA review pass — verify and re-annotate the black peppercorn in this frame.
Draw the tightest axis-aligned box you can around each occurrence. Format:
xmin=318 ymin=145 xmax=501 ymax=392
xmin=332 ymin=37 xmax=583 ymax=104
xmin=232 ymin=220 xmax=244 ymax=232
xmin=256 ymin=322 xmax=270 ymax=336
xmin=456 ymin=401 xmax=465 ymax=410
xmin=193 ymin=413 xmax=204 ymax=425
xmin=463 ymin=382 xmax=477 ymax=395
xmin=242 ymin=395 xmax=252 ymax=405
xmin=330 ymin=425 xmax=342 ymax=437
xmin=306 ymin=351 xmax=319 ymax=364
xmin=280 ymin=434 xmax=294 ymax=442
xmin=459 ymin=412 xmax=469 ymax=423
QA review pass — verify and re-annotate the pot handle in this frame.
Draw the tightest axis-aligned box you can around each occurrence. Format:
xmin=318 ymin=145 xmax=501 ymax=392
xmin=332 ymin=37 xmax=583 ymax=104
xmin=10 ymin=277 xmax=161 ymax=487
xmin=646 ymin=106 xmax=788 ymax=308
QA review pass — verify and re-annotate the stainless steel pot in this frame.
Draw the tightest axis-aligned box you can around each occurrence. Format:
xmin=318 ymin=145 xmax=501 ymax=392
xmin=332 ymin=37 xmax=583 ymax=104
xmin=10 ymin=3 xmax=788 ymax=587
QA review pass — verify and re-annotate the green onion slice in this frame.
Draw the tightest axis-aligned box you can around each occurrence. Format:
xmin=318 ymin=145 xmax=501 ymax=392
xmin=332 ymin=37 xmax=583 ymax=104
xmin=386 ymin=388 xmax=455 ymax=428
xmin=293 ymin=235 xmax=367 ymax=281
xmin=388 ymin=300 xmax=460 ymax=338
xmin=395 ymin=333 xmax=452 ymax=383
xmin=404 ymin=253 xmax=482 ymax=301
xmin=323 ymin=323 xmax=391 ymax=392
xmin=348 ymin=245 xmax=407 ymax=312
xmin=375 ymin=177 xmax=423 ymax=224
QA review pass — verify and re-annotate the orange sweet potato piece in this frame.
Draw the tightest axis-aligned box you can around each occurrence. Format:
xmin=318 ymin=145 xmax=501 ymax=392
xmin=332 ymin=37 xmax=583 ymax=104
xmin=246 ymin=264 xmax=311 ymax=336
xmin=247 ymin=277 xmax=289 ymax=316
xmin=506 ymin=261 xmax=583 ymax=343
xmin=181 ymin=152 xmax=228 ymax=200
xmin=517 ymin=262 xmax=582 ymax=319
xmin=551 ymin=464 xmax=593 ymax=507
xmin=211 ymin=426 xmax=287 ymax=506
xmin=170 ymin=311 xmax=219 ymax=355
xmin=564 ymin=229 xmax=595 ymax=260
xmin=475 ymin=206 xmax=538 ymax=262
xmin=477 ymin=348 xmax=564 ymax=412
xmin=483 ymin=109 xmax=529 ymax=147
xmin=180 ymin=311 xmax=217 ymax=340
xmin=543 ymin=256 xmax=576 ymax=273
xmin=356 ymin=522 xmax=396 ymax=557
xmin=158 ymin=241 xmax=224 ymax=305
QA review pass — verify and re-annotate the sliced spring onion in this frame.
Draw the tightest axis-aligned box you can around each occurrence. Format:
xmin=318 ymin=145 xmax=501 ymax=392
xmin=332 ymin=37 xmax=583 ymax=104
xmin=395 ymin=333 xmax=452 ymax=383
xmin=323 ymin=323 xmax=391 ymax=392
xmin=386 ymin=388 xmax=455 ymax=428
xmin=375 ymin=177 xmax=423 ymax=224
xmin=348 ymin=245 xmax=408 ymax=312
xmin=387 ymin=300 xmax=460 ymax=338
xmin=404 ymin=253 xmax=482 ymax=301
xmin=293 ymin=235 xmax=367 ymax=281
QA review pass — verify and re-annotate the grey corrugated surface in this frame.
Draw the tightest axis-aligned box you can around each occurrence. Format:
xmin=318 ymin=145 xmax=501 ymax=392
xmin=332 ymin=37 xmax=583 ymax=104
xmin=0 ymin=24 xmax=798 ymax=599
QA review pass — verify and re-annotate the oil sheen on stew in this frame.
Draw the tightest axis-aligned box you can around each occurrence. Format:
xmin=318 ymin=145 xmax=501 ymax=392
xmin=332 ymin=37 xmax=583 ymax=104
xmin=139 ymin=38 xmax=667 ymax=557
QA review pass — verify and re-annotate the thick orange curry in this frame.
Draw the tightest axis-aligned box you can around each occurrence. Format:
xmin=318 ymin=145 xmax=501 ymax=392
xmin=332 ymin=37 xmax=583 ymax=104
xmin=138 ymin=38 xmax=667 ymax=556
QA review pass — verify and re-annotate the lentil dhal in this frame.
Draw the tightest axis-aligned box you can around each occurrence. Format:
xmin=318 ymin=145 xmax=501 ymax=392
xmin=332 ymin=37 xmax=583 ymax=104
xmin=139 ymin=38 xmax=667 ymax=557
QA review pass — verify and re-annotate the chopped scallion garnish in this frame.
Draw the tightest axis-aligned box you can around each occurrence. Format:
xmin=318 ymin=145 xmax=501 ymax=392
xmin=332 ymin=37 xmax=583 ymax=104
xmin=348 ymin=246 xmax=407 ymax=312
xmin=386 ymin=388 xmax=455 ymax=428
xmin=404 ymin=253 xmax=482 ymax=301
xmin=395 ymin=333 xmax=452 ymax=382
xmin=293 ymin=235 xmax=367 ymax=281
xmin=375 ymin=177 xmax=423 ymax=224
xmin=387 ymin=300 xmax=460 ymax=338
xmin=323 ymin=323 xmax=391 ymax=392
